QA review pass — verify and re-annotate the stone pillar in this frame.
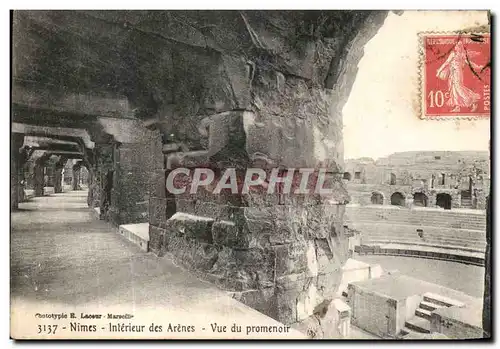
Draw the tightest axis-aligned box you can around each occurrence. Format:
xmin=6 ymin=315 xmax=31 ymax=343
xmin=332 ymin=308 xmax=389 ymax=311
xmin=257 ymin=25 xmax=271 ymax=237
xmin=96 ymin=143 xmax=115 ymax=220
xmin=112 ymin=141 xmax=154 ymax=225
xmin=34 ymin=155 xmax=49 ymax=197
xmin=149 ymin=106 xmax=350 ymax=333
xmin=72 ymin=162 xmax=82 ymax=191
xmin=53 ymin=157 xmax=67 ymax=193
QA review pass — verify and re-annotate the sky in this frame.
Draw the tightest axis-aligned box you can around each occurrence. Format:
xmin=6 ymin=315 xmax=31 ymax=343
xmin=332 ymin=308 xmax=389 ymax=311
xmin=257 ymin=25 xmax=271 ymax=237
xmin=342 ymin=10 xmax=491 ymax=160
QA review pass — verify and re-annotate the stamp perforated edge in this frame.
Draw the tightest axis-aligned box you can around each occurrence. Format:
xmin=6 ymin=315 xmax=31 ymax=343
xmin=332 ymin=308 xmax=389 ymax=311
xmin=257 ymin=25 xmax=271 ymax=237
xmin=417 ymin=31 xmax=491 ymax=121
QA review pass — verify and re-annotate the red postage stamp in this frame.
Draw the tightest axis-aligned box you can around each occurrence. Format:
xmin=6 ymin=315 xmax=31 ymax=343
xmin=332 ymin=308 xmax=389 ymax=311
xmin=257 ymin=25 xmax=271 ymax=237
xmin=420 ymin=33 xmax=491 ymax=119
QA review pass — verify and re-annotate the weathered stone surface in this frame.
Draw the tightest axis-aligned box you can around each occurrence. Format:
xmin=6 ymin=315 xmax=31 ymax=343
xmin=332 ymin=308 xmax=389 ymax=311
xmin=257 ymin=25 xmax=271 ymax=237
xmin=149 ymin=197 xmax=168 ymax=228
xmin=315 ymin=238 xmax=336 ymax=274
xmin=297 ymin=281 xmax=323 ymax=321
xmin=274 ymin=242 xmax=308 ymax=277
xmin=233 ymin=288 xmax=278 ymax=320
xmin=152 ymin=169 xmax=167 ymax=199
xmin=164 ymin=233 xmax=219 ymax=272
xmin=166 ymin=212 xmax=214 ymax=244
xmin=305 ymin=204 xmax=344 ymax=239
xmin=210 ymin=247 xmax=275 ymax=291
xmin=317 ymin=270 xmax=343 ymax=300
xmin=211 ymin=220 xmax=252 ymax=249
xmin=275 ymin=287 xmax=300 ymax=324
xmin=194 ymin=201 xmax=238 ymax=221
xmin=149 ymin=225 xmax=166 ymax=256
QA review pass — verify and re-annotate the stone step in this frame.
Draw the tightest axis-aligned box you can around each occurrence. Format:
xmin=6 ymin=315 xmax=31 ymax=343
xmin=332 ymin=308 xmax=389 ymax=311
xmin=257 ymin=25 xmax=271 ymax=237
xmin=405 ymin=317 xmax=430 ymax=334
xmin=415 ymin=308 xmax=432 ymax=320
xmin=419 ymin=300 xmax=443 ymax=312
xmin=423 ymin=292 xmax=465 ymax=308
xmin=118 ymin=223 xmax=150 ymax=252
xmin=399 ymin=326 xmax=423 ymax=338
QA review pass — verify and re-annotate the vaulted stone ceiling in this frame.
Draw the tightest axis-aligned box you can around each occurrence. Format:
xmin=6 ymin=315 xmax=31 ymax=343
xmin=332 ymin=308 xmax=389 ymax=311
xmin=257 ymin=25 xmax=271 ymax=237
xmin=13 ymin=10 xmax=388 ymax=125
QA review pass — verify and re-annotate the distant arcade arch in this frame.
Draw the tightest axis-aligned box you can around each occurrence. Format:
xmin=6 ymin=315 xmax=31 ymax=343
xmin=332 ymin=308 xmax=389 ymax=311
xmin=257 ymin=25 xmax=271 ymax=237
xmin=413 ymin=192 xmax=428 ymax=207
xmin=371 ymin=192 xmax=384 ymax=205
xmin=390 ymin=192 xmax=405 ymax=206
xmin=436 ymin=193 xmax=452 ymax=210
xmin=343 ymin=172 xmax=352 ymax=181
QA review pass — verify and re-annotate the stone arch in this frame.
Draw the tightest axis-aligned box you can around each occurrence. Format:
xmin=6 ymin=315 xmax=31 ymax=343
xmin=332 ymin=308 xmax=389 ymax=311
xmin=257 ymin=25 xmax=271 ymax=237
xmin=390 ymin=192 xmax=405 ymax=206
xmin=436 ymin=193 xmax=452 ymax=210
xmin=343 ymin=172 xmax=352 ymax=181
xmin=371 ymin=192 xmax=384 ymax=205
xmin=413 ymin=192 xmax=428 ymax=207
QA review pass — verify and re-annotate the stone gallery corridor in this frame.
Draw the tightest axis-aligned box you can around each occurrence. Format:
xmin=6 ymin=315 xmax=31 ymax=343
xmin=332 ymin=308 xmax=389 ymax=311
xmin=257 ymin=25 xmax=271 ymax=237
xmin=11 ymin=189 xmax=305 ymax=339
xmin=10 ymin=10 xmax=490 ymax=339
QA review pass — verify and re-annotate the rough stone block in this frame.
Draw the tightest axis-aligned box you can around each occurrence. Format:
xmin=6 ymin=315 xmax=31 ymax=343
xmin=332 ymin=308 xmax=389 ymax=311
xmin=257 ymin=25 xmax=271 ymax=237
xmin=274 ymin=242 xmax=308 ymax=277
xmin=210 ymin=247 xmax=275 ymax=291
xmin=175 ymin=198 xmax=197 ymax=215
xmin=212 ymin=220 xmax=249 ymax=248
xmin=149 ymin=225 xmax=166 ymax=256
xmin=149 ymin=197 xmax=167 ymax=228
xmin=233 ymin=288 xmax=278 ymax=321
xmin=275 ymin=287 xmax=300 ymax=324
xmin=271 ymin=217 xmax=302 ymax=245
xmin=163 ymin=233 xmax=218 ymax=271
xmin=275 ymin=273 xmax=308 ymax=291
xmin=166 ymin=212 xmax=214 ymax=243
xmin=317 ymin=271 xmax=343 ymax=300
xmin=152 ymin=169 xmax=167 ymax=198
xmin=194 ymin=201 xmax=236 ymax=221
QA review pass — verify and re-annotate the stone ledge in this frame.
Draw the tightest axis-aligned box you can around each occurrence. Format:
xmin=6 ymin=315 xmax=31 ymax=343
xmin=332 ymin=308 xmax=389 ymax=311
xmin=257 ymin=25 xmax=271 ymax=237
xmin=355 ymin=243 xmax=484 ymax=266
xmin=118 ymin=222 xmax=150 ymax=252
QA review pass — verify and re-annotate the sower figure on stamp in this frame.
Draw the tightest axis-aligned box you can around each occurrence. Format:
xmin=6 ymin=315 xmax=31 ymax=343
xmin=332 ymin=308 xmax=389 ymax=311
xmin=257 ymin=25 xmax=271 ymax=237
xmin=436 ymin=41 xmax=483 ymax=113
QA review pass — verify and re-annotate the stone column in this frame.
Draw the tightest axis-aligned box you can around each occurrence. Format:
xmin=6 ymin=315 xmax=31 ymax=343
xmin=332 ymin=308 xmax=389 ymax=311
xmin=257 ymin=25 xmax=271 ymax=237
xmin=72 ymin=162 xmax=82 ymax=191
xmin=53 ymin=157 xmax=67 ymax=193
xmin=34 ymin=155 xmax=49 ymax=197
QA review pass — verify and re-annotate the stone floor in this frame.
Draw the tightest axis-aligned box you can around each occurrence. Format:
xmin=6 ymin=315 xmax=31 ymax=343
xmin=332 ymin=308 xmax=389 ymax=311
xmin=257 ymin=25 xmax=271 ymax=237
xmin=10 ymin=190 xmax=305 ymax=339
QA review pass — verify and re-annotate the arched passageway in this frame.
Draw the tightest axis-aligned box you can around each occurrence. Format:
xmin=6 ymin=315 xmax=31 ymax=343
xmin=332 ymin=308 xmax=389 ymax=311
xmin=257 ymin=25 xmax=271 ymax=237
xmin=371 ymin=192 xmax=384 ymax=205
xmin=436 ymin=193 xmax=452 ymax=210
xmin=343 ymin=172 xmax=352 ymax=181
xmin=413 ymin=192 xmax=428 ymax=207
xmin=390 ymin=192 xmax=405 ymax=206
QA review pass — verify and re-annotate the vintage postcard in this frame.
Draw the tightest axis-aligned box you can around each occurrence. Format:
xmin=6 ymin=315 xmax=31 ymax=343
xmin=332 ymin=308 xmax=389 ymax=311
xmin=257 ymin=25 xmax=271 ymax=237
xmin=10 ymin=10 xmax=491 ymax=340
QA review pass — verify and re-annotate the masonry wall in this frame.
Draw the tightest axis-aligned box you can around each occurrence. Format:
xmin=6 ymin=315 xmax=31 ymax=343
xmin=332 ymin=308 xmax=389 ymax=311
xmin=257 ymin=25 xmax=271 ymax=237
xmin=348 ymin=284 xmax=394 ymax=338
xmin=344 ymin=151 xmax=490 ymax=210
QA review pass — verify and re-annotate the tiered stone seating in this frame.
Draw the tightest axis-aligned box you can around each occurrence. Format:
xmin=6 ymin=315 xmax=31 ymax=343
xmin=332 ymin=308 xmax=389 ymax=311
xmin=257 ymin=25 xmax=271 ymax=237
xmin=345 ymin=206 xmax=486 ymax=265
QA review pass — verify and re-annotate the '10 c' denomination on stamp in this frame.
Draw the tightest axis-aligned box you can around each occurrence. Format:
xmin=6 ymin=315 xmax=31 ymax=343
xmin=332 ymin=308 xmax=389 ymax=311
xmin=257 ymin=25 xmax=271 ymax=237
xmin=420 ymin=33 xmax=491 ymax=119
